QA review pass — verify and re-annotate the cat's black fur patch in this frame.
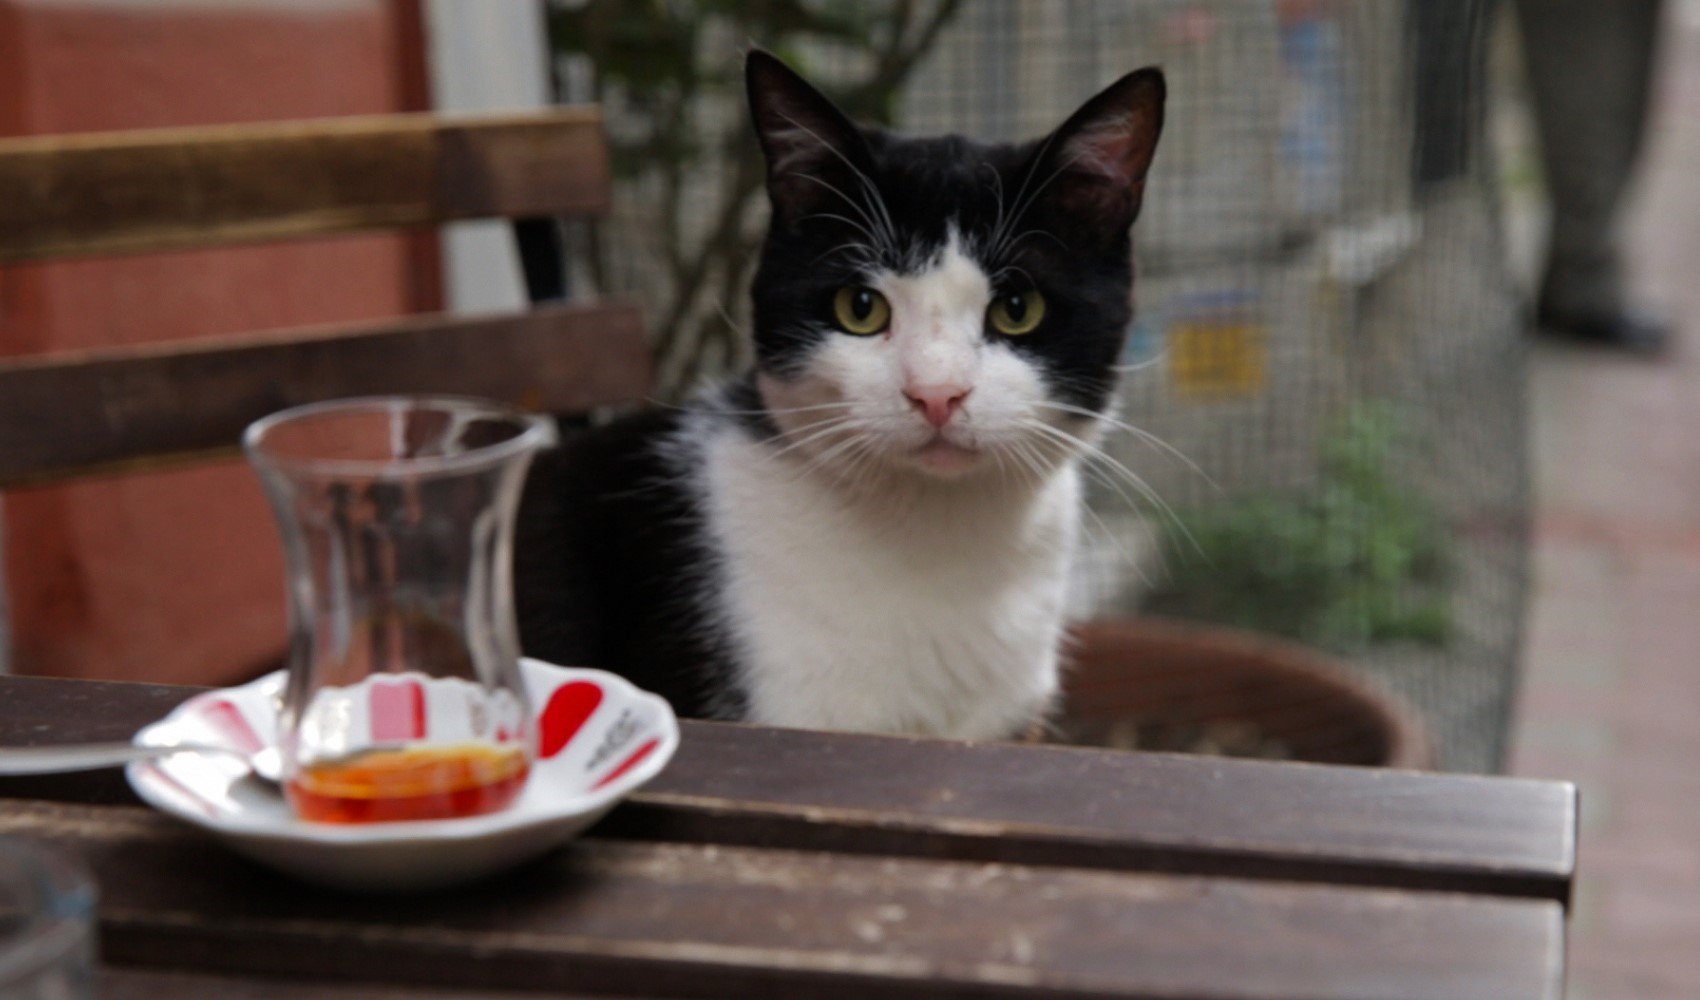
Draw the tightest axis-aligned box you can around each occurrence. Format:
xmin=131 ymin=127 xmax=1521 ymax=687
xmin=514 ymin=407 xmax=744 ymax=719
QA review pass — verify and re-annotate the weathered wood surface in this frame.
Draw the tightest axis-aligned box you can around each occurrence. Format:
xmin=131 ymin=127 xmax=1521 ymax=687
xmin=0 ymin=676 xmax=1577 ymax=903
xmin=101 ymin=967 xmax=576 ymax=1000
xmin=615 ymin=722 xmax=1575 ymax=903
xmin=0 ymin=109 xmax=609 ymax=262
xmin=0 ymin=302 xmax=650 ymax=487
xmin=3 ymin=801 xmax=1564 ymax=1000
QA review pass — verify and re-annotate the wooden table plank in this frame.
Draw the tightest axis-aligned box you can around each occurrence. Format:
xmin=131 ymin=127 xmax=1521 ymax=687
xmin=101 ymin=967 xmax=592 ymax=1000
xmin=0 ymin=677 xmax=197 ymax=804
xmin=0 ymin=676 xmax=1577 ymax=904
xmin=617 ymin=722 xmax=1577 ymax=903
xmin=6 ymin=801 xmax=1564 ymax=1000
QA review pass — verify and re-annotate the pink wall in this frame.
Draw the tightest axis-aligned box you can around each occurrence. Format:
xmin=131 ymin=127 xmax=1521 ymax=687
xmin=1 ymin=0 xmax=436 ymax=684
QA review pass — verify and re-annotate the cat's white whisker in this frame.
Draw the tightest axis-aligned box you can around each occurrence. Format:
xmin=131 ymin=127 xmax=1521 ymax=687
xmin=1009 ymin=429 xmax=1151 ymax=582
xmin=763 ymin=402 xmax=859 ymax=415
xmin=991 ymin=263 xmax=1036 ymax=289
xmin=812 ymin=240 xmax=879 ymax=267
xmin=1032 ymin=399 xmax=1219 ymax=493
xmin=989 ymin=144 xmax=1074 ymax=263
xmin=1080 ymin=452 xmax=1201 ymax=563
xmin=787 ymin=430 xmax=880 ymax=487
xmin=794 ymin=197 xmax=888 ymax=256
xmin=778 ymin=411 xmax=871 ymax=464
xmin=1003 ymin=437 xmax=1052 ymax=486
xmin=987 ymin=127 xmax=1062 ymax=261
xmin=981 ymin=163 xmax=1008 ymax=260
xmin=1021 ymin=417 xmax=1202 ymax=559
xmin=1110 ymin=351 xmax=1168 ymax=374
xmin=764 ymin=416 xmax=862 ymax=463
xmin=657 ymin=398 xmax=855 ymax=419
xmin=841 ymin=439 xmax=892 ymax=498
xmin=1064 ymin=466 xmax=1154 ymax=590
xmin=1000 ymin=228 xmax=1070 ymax=259
xmin=985 ymin=440 xmax=1021 ymax=486
xmin=775 ymin=112 xmax=899 ymax=251
xmin=779 ymin=136 xmax=895 ymax=263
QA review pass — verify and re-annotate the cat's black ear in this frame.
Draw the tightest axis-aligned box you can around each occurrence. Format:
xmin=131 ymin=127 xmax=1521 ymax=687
xmin=746 ymin=49 xmax=873 ymax=224
xmin=1037 ymin=67 xmax=1165 ymax=229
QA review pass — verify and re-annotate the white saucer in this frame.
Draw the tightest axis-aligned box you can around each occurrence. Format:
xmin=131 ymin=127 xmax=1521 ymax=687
xmin=127 ymin=660 xmax=679 ymax=892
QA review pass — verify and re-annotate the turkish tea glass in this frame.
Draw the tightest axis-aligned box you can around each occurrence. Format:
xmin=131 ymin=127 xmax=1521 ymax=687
xmin=0 ymin=839 xmax=95 ymax=1000
xmin=246 ymin=397 xmax=556 ymax=824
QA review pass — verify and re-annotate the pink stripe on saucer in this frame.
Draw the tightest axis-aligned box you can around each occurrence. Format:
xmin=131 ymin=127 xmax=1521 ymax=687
xmin=199 ymin=698 xmax=264 ymax=755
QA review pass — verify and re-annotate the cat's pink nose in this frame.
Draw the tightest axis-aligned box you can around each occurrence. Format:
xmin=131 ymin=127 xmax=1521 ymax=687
xmin=904 ymin=384 xmax=971 ymax=428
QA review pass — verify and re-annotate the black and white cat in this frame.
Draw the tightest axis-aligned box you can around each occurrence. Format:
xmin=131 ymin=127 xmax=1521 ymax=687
xmin=515 ymin=51 xmax=1164 ymax=740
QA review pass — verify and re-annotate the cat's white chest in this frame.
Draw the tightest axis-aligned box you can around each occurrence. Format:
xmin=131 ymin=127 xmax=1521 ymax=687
xmin=698 ymin=427 xmax=1078 ymax=739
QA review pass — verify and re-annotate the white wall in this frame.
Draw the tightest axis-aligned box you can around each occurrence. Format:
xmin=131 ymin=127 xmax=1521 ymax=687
xmin=423 ymin=0 xmax=552 ymax=314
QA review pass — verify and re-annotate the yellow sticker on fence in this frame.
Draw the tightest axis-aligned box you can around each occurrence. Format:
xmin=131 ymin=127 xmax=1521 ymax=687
xmin=1169 ymin=320 xmax=1267 ymax=397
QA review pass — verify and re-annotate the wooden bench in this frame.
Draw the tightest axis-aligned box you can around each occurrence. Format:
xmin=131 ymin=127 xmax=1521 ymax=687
xmin=0 ymin=109 xmax=649 ymax=487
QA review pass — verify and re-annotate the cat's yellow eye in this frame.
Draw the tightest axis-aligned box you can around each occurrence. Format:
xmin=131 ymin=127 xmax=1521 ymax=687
xmin=832 ymin=286 xmax=891 ymax=336
xmin=988 ymin=290 xmax=1046 ymax=335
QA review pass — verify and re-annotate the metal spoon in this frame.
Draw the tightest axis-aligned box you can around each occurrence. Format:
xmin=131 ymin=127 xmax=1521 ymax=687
xmin=0 ymin=742 xmax=284 ymax=782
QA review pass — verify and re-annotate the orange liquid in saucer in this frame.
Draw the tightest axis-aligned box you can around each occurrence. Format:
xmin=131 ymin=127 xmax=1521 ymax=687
xmin=287 ymin=744 xmax=529 ymax=824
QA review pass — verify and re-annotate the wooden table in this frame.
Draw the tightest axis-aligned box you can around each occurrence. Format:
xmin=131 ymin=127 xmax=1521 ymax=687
xmin=0 ymin=675 xmax=1575 ymax=999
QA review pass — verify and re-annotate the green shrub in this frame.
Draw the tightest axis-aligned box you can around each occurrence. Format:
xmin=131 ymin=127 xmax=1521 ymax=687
xmin=1144 ymin=403 xmax=1452 ymax=650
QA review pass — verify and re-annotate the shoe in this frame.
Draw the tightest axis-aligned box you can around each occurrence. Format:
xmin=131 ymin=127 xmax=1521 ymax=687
xmin=1534 ymin=303 xmax=1672 ymax=356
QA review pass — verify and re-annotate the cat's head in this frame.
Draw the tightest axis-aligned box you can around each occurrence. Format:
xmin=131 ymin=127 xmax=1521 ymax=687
xmin=745 ymin=49 xmax=1163 ymax=483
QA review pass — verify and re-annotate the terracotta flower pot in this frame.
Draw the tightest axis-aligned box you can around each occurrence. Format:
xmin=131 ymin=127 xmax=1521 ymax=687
xmin=1056 ymin=618 xmax=1433 ymax=769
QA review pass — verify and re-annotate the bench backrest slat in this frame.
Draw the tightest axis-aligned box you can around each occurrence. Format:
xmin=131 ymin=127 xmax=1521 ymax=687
xmin=0 ymin=302 xmax=649 ymax=488
xmin=0 ymin=108 xmax=610 ymax=262
xmin=0 ymin=107 xmax=649 ymax=489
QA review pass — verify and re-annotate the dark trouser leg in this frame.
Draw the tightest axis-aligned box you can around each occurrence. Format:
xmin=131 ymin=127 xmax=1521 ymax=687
xmin=1411 ymin=0 xmax=1494 ymax=186
xmin=1515 ymin=0 xmax=1664 ymax=317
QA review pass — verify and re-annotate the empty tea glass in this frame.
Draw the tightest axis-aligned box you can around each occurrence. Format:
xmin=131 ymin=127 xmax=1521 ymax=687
xmin=246 ymin=397 xmax=557 ymax=824
xmin=0 ymin=839 xmax=95 ymax=1000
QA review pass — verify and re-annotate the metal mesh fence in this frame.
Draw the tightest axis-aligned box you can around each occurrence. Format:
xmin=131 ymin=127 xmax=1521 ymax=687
xmin=549 ymin=0 xmax=1528 ymax=772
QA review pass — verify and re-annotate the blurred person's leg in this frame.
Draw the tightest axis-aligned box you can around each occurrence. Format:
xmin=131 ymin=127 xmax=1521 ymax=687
xmin=1412 ymin=0 xmax=1493 ymax=186
xmin=1516 ymin=0 xmax=1669 ymax=352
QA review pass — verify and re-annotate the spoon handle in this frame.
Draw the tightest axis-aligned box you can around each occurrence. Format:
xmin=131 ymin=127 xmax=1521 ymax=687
xmin=0 ymin=742 xmax=238 ymax=775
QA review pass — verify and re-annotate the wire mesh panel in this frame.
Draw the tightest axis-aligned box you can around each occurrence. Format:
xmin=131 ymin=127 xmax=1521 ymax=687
xmin=548 ymin=0 xmax=1527 ymax=772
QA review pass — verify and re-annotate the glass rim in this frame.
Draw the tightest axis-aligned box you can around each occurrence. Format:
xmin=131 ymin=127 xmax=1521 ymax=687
xmin=243 ymin=395 xmax=559 ymax=480
xmin=0 ymin=840 xmax=94 ymax=985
